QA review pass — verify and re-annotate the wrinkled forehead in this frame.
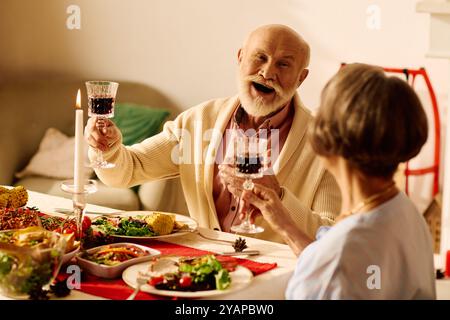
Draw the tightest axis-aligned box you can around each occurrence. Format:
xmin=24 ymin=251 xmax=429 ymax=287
xmin=244 ymin=29 xmax=308 ymax=65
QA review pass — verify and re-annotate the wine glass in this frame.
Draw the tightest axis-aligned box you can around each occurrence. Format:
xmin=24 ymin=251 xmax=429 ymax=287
xmin=230 ymin=135 xmax=268 ymax=234
xmin=85 ymin=81 xmax=119 ymax=169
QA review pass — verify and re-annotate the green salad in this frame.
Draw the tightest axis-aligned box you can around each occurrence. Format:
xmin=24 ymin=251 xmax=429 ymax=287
xmin=0 ymin=229 xmax=65 ymax=298
xmin=92 ymin=216 xmax=155 ymax=237
xmin=149 ymin=255 xmax=232 ymax=291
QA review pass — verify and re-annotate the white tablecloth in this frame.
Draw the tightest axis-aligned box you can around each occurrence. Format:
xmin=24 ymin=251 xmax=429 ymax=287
xmin=0 ymin=190 xmax=298 ymax=300
xmin=2 ymin=190 xmax=448 ymax=300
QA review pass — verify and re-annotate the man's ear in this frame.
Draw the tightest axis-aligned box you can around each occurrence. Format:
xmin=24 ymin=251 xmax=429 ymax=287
xmin=237 ymin=48 xmax=243 ymax=64
xmin=297 ymin=68 xmax=309 ymax=87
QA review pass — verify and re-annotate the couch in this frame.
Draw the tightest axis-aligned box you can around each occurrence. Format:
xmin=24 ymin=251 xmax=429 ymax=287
xmin=0 ymin=79 xmax=188 ymax=214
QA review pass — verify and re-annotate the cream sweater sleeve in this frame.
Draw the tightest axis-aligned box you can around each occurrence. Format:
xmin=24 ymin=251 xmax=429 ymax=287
xmin=281 ymin=170 xmax=341 ymax=240
xmin=88 ymin=118 xmax=183 ymax=188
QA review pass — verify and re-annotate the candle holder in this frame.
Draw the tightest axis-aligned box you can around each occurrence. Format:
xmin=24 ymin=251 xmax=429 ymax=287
xmin=60 ymin=179 xmax=98 ymax=245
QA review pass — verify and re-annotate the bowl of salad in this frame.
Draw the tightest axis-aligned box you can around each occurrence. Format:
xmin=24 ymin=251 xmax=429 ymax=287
xmin=76 ymin=243 xmax=160 ymax=279
xmin=0 ymin=228 xmax=67 ymax=299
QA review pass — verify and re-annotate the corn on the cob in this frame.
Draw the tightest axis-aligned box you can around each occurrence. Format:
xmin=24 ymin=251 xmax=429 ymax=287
xmin=145 ymin=213 xmax=174 ymax=235
xmin=8 ymin=186 xmax=28 ymax=208
xmin=0 ymin=193 xmax=9 ymax=208
xmin=173 ymin=220 xmax=188 ymax=231
xmin=0 ymin=186 xmax=10 ymax=195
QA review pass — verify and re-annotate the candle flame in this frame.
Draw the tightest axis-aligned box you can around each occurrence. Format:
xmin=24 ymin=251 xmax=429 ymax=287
xmin=75 ymin=89 xmax=81 ymax=109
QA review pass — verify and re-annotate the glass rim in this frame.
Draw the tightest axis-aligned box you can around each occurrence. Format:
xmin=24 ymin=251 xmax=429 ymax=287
xmin=85 ymin=80 xmax=119 ymax=86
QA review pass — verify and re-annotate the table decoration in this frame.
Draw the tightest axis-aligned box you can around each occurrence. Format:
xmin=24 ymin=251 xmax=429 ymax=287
xmin=60 ymin=90 xmax=97 ymax=244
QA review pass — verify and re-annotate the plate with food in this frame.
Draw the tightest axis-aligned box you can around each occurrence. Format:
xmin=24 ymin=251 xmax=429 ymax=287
xmin=0 ymin=208 xmax=82 ymax=263
xmin=38 ymin=212 xmax=88 ymax=263
xmin=90 ymin=211 xmax=198 ymax=240
xmin=0 ymin=207 xmax=42 ymax=231
xmin=122 ymin=255 xmax=253 ymax=298
xmin=0 ymin=187 xmax=83 ymax=262
xmin=76 ymin=243 xmax=160 ymax=279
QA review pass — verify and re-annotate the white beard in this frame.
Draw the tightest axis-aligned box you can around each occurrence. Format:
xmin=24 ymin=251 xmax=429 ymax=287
xmin=240 ymin=94 xmax=281 ymax=117
xmin=237 ymin=76 xmax=297 ymax=117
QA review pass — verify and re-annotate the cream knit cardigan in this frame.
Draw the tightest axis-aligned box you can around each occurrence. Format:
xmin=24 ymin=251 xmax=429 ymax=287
xmin=90 ymin=94 xmax=341 ymax=243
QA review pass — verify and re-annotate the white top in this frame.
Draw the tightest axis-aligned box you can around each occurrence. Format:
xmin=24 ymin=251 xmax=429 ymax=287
xmin=285 ymin=192 xmax=436 ymax=299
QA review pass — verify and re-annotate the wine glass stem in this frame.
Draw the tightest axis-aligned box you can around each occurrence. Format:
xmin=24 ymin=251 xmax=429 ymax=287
xmin=237 ymin=196 xmax=252 ymax=229
xmin=97 ymin=149 xmax=105 ymax=164
xmin=243 ymin=178 xmax=254 ymax=191
xmin=72 ymin=193 xmax=86 ymax=246
xmin=96 ymin=118 xmax=107 ymax=164
xmin=242 ymin=211 xmax=252 ymax=228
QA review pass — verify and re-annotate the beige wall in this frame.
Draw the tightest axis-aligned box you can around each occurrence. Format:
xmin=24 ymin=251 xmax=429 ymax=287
xmin=0 ymin=0 xmax=448 ymax=221
xmin=0 ymin=0 xmax=448 ymax=111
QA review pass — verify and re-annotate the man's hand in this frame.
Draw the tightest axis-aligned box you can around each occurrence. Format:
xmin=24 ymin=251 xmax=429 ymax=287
xmin=218 ymin=164 xmax=282 ymax=198
xmin=85 ymin=117 xmax=121 ymax=152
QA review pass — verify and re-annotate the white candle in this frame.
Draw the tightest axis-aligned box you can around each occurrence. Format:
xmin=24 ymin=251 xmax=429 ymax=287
xmin=74 ymin=89 xmax=84 ymax=194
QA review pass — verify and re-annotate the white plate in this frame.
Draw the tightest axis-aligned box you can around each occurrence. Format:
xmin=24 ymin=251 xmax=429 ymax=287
xmin=122 ymin=260 xmax=253 ymax=298
xmin=91 ymin=211 xmax=198 ymax=240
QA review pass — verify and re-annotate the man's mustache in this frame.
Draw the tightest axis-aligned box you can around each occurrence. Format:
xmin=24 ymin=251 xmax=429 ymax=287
xmin=244 ymin=75 xmax=282 ymax=95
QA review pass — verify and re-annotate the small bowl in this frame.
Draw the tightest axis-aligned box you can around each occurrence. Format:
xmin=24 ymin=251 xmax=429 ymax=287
xmin=62 ymin=247 xmax=80 ymax=265
xmin=0 ymin=229 xmax=67 ymax=299
xmin=76 ymin=243 xmax=160 ymax=279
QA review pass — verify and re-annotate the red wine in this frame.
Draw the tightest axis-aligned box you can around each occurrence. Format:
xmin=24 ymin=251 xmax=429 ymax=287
xmin=88 ymin=97 xmax=115 ymax=117
xmin=236 ymin=156 xmax=263 ymax=175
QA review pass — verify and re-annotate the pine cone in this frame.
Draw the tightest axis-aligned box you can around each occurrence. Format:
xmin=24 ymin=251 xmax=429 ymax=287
xmin=28 ymin=286 xmax=49 ymax=300
xmin=232 ymin=237 xmax=248 ymax=252
xmin=50 ymin=280 xmax=71 ymax=297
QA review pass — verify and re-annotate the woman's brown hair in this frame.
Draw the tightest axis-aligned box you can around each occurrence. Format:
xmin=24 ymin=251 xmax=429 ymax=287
xmin=310 ymin=63 xmax=428 ymax=177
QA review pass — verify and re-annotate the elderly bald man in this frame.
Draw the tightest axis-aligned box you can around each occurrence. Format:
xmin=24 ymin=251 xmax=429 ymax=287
xmin=85 ymin=24 xmax=341 ymax=243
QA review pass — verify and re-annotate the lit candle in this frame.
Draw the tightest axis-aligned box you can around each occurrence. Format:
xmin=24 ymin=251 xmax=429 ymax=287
xmin=74 ymin=89 xmax=84 ymax=195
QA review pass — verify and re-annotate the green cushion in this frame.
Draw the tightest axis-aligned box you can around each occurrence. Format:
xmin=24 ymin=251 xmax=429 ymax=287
xmin=112 ymin=103 xmax=170 ymax=146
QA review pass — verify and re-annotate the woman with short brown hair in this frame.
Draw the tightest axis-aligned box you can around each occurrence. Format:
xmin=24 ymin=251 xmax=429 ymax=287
xmin=311 ymin=63 xmax=427 ymax=179
xmin=239 ymin=63 xmax=436 ymax=299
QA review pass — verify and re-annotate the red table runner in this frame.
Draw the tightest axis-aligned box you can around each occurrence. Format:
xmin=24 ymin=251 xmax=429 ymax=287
xmin=60 ymin=240 xmax=277 ymax=300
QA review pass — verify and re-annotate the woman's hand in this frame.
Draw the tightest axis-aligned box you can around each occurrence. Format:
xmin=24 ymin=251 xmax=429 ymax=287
xmin=238 ymin=182 xmax=313 ymax=256
xmin=85 ymin=117 xmax=121 ymax=151
xmin=240 ymin=183 xmax=291 ymax=230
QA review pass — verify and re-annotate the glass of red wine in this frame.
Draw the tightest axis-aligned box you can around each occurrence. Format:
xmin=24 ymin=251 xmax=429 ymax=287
xmin=230 ymin=135 xmax=268 ymax=234
xmin=85 ymin=81 xmax=119 ymax=169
